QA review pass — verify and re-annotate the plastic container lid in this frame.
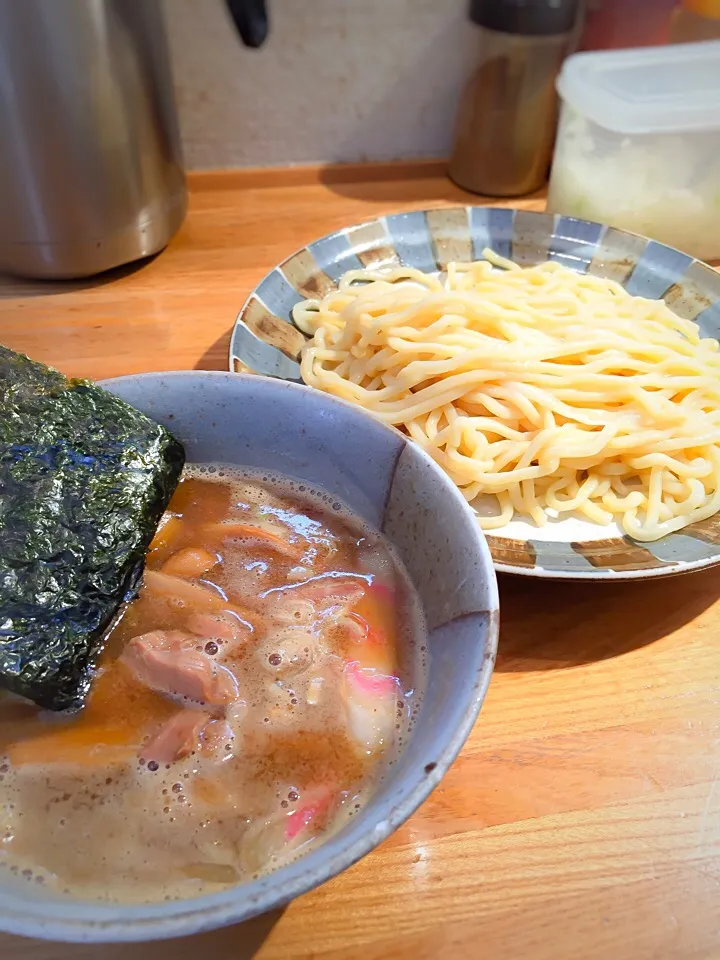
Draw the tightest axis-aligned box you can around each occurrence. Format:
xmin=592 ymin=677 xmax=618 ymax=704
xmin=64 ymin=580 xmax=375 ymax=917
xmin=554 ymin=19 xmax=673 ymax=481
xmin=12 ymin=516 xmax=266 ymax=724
xmin=556 ymin=40 xmax=720 ymax=134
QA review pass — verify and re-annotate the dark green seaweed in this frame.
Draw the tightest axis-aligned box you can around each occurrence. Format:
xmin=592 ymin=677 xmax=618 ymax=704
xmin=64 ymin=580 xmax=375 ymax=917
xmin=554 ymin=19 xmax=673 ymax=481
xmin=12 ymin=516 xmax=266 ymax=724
xmin=0 ymin=346 xmax=184 ymax=711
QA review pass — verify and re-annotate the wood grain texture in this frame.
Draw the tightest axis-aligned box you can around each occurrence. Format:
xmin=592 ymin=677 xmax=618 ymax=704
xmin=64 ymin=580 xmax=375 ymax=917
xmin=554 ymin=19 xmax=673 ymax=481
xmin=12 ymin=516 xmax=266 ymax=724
xmin=1 ymin=164 xmax=719 ymax=960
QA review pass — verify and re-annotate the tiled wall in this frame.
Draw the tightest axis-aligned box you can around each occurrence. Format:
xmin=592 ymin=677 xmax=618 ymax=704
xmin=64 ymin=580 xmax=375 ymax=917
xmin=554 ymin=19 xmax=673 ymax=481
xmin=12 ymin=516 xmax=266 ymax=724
xmin=164 ymin=0 xmax=476 ymax=169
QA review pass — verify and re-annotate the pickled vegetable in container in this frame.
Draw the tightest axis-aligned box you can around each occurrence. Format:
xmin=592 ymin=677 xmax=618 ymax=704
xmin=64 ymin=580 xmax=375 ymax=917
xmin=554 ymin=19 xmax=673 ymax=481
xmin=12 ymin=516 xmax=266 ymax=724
xmin=547 ymin=41 xmax=720 ymax=261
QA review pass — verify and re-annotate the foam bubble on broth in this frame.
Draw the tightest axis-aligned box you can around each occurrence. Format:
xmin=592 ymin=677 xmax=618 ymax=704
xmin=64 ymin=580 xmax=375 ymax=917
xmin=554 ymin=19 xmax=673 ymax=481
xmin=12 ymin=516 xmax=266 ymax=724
xmin=0 ymin=464 xmax=427 ymax=903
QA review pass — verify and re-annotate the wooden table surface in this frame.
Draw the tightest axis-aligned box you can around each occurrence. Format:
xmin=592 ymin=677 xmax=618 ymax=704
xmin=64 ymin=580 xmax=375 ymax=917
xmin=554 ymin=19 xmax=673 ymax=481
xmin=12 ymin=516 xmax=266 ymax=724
xmin=2 ymin=163 xmax=720 ymax=960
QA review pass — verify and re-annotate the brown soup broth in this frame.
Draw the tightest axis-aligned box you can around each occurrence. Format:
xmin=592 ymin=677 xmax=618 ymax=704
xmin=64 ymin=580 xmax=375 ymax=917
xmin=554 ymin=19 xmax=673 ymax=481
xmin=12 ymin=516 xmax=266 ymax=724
xmin=0 ymin=466 xmax=427 ymax=902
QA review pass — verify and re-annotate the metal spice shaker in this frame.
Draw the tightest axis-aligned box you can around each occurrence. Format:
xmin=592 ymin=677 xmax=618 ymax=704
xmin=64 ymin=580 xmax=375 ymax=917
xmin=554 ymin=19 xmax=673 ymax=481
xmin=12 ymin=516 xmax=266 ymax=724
xmin=449 ymin=0 xmax=580 ymax=197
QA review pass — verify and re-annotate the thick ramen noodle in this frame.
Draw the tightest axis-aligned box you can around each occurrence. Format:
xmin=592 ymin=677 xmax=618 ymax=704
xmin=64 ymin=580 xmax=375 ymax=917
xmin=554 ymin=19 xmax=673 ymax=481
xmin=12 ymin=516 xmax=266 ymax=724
xmin=297 ymin=251 xmax=720 ymax=541
xmin=0 ymin=468 xmax=426 ymax=903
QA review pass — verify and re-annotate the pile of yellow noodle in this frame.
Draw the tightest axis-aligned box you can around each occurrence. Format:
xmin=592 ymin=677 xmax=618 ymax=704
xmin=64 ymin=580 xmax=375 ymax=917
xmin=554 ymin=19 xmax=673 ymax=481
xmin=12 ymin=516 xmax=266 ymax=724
xmin=295 ymin=251 xmax=720 ymax=541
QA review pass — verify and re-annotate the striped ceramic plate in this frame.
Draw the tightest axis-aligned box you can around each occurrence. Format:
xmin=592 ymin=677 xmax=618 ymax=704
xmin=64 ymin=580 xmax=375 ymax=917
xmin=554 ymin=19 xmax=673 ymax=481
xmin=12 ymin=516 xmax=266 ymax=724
xmin=229 ymin=207 xmax=720 ymax=580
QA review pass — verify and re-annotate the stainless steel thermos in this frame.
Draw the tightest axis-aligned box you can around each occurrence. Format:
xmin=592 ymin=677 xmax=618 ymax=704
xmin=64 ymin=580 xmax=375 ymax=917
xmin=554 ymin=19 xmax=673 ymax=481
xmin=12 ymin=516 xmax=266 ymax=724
xmin=0 ymin=0 xmax=268 ymax=279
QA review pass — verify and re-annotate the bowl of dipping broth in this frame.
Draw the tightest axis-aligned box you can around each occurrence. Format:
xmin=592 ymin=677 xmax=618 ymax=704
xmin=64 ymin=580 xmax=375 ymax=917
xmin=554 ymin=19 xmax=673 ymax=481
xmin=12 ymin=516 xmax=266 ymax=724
xmin=0 ymin=372 xmax=498 ymax=942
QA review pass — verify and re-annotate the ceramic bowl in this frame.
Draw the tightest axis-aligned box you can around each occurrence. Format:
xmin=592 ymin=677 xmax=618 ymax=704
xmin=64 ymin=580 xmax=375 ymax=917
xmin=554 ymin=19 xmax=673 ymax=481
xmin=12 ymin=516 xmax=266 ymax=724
xmin=0 ymin=371 xmax=498 ymax=942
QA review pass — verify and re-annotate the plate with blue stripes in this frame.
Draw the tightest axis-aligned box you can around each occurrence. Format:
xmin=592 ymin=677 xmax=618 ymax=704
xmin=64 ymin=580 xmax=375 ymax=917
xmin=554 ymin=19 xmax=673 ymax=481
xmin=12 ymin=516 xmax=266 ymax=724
xmin=229 ymin=207 xmax=720 ymax=579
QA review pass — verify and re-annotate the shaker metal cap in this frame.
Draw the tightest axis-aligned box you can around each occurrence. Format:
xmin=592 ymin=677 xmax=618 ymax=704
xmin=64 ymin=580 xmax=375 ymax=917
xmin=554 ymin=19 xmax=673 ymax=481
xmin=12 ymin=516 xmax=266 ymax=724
xmin=470 ymin=0 xmax=580 ymax=36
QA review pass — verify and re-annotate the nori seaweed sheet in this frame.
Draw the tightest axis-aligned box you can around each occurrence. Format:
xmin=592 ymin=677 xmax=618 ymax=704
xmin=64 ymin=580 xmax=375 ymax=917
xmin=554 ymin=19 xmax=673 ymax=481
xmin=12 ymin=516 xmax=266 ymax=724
xmin=0 ymin=346 xmax=185 ymax=711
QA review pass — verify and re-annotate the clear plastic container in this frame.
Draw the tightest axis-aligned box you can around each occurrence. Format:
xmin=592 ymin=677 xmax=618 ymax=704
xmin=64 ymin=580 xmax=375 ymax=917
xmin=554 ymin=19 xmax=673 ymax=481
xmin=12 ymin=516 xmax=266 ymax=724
xmin=547 ymin=41 xmax=720 ymax=261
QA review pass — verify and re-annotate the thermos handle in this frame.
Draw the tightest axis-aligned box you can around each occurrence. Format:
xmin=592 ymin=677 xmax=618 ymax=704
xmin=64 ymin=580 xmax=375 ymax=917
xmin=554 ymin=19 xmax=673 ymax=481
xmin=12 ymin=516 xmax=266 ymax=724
xmin=225 ymin=0 xmax=269 ymax=48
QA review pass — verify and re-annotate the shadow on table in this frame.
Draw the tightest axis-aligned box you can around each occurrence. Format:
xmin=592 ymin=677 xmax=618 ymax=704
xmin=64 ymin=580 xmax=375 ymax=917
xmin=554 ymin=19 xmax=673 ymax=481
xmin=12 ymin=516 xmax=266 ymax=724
xmin=0 ymin=907 xmax=284 ymax=960
xmin=315 ymin=159 xmax=547 ymax=209
xmin=194 ymin=327 xmax=235 ymax=372
xmin=495 ymin=564 xmax=720 ymax=672
xmin=0 ymin=256 xmax=160 ymax=300
xmin=315 ymin=159 xmax=465 ymax=205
